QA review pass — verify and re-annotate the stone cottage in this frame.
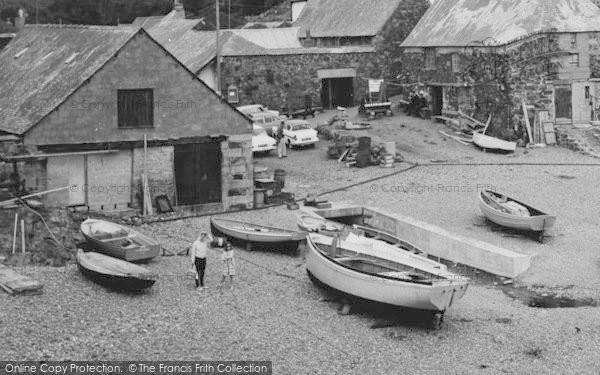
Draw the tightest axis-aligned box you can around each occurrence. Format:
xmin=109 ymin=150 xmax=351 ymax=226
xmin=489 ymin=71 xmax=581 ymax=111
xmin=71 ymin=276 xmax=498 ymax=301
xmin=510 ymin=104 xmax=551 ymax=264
xmin=142 ymin=0 xmax=429 ymax=111
xmin=398 ymin=0 xmax=600 ymax=136
xmin=0 ymin=25 xmax=253 ymax=213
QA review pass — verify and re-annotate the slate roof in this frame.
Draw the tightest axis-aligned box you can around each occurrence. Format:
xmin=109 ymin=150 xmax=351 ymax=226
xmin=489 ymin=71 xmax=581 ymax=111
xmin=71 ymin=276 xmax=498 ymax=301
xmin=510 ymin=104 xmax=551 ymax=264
xmin=0 ymin=25 xmax=138 ymax=135
xmin=294 ymin=0 xmax=404 ymax=38
xmin=402 ymin=0 xmax=600 ymax=47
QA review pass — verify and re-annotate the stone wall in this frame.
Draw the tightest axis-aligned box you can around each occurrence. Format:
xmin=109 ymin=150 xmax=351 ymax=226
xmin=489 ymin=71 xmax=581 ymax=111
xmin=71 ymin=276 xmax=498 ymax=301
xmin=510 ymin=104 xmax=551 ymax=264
xmin=396 ymin=33 xmax=562 ymax=139
xmin=221 ymin=52 xmax=381 ymax=110
xmin=132 ymin=146 xmax=175 ymax=209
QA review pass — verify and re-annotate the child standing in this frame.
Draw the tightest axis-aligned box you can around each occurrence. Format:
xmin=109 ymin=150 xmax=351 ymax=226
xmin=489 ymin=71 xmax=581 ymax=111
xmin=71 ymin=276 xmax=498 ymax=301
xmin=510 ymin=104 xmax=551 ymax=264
xmin=190 ymin=232 xmax=212 ymax=290
xmin=221 ymin=242 xmax=235 ymax=288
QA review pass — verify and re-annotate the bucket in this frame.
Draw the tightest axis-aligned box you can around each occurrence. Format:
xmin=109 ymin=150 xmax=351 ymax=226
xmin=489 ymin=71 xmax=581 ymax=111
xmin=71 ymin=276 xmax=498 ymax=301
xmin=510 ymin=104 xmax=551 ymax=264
xmin=383 ymin=141 xmax=396 ymax=156
xmin=253 ymin=189 xmax=266 ymax=208
xmin=274 ymin=169 xmax=286 ymax=190
xmin=358 ymin=137 xmax=371 ymax=150
xmin=253 ymin=164 xmax=270 ymax=180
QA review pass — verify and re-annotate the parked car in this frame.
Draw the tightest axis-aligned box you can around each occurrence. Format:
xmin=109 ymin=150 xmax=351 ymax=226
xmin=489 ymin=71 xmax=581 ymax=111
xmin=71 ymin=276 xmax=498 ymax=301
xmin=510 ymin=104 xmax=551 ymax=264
xmin=283 ymin=119 xmax=319 ymax=148
xmin=252 ymin=124 xmax=277 ymax=154
xmin=237 ymin=104 xmax=284 ymax=135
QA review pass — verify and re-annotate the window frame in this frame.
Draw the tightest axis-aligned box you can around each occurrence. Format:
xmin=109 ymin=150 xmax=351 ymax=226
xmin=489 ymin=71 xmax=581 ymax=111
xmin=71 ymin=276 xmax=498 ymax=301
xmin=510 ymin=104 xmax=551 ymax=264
xmin=117 ymin=88 xmax=154 ymax=129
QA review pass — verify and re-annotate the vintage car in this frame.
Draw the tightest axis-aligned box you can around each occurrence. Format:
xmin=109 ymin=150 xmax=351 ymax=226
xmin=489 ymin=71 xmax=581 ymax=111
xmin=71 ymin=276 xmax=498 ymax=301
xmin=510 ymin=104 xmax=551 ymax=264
xmin=237 ymin=104 xmax=283 ymax=135
xmin=252 ymin=124 xmax=277 ymax=154
xmin=283 ymin=119 xmax=319 ymax=148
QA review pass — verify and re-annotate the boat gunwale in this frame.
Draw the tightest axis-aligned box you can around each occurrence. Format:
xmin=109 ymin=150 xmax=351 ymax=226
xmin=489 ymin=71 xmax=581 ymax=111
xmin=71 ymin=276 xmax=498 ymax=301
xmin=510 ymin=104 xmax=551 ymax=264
xmin=307 ymin=235 xmax=465 ymax=287
xmin=76 ymin=250 xmax=157 ymax=280
xmin=479 ymin=190 xmax=552 ymax=218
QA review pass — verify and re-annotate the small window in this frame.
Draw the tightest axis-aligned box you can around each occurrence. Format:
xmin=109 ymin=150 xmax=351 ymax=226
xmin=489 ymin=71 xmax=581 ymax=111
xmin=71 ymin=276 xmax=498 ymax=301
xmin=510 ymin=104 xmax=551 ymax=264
xmin=451 ymin=54 xmax=461 ymax=73
xmin=569 ymin=54 xmax=579 ymax=67
xmin=117 ymin=89 xmax=154 ymax=128
xmin=425 ymin=48 xmax=436 ymax=70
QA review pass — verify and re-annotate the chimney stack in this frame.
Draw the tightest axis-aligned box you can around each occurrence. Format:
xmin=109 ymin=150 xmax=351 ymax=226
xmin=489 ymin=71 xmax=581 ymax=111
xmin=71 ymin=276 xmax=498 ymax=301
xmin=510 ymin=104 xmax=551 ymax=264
xmin=173 ymin=0 xmax=185 ymax=17
xmin=14 ymin=8 xmax=26 ymax=31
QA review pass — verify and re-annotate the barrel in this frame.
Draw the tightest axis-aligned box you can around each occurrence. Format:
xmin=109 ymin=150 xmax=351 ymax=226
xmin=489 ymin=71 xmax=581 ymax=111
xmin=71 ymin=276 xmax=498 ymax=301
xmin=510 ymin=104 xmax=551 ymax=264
xmin=253 ymin=189 xmax=265 ymax=208
xmin=358 ymin=136 xmax=371 ymax=150
xmin=274 ymin=169 xmax=286 ymax=192
xmin=253 ymin=164 xmax=270 ymax=180
xmin=383 ymin=141 xmax=396 ymax=156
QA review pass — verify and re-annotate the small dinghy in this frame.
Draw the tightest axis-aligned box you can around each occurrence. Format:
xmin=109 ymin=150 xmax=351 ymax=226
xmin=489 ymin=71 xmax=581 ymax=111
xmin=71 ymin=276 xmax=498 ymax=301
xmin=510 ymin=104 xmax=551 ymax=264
xmin=306 ymin=233 xmax=468 ymax=322
xmin=479 ymin=190 xmax=556 ymax=234
xmin=76 ymin=250 xmax=157 ymax=291
xmin=296 ymin=214 xmax=346 ymax=234
xmin=344 ymin=121 xmax=372 ymax=130
xmin=80 ymin=219 xmax=160 ymax=262
xmin=472 ymin=131 xmax=516 ymax=153
xmin=210 ymin=217 xmax=306 ymax=251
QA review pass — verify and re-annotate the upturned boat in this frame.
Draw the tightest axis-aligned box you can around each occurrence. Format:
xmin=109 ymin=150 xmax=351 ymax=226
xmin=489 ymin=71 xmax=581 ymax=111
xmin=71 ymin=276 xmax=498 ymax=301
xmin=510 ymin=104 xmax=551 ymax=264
xmin=76 ymin=250 xmax=157 ymax=291
xmin=472 ymin=131 xmax=517 ymax=152
xmin=80 ymin=219 xmax=160 ymax=262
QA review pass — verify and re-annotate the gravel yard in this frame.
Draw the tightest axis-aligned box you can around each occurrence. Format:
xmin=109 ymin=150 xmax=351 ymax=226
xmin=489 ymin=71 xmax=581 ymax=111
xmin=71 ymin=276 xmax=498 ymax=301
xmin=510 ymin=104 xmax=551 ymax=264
xmin=2 ymin=109 xmax=600 ymax=374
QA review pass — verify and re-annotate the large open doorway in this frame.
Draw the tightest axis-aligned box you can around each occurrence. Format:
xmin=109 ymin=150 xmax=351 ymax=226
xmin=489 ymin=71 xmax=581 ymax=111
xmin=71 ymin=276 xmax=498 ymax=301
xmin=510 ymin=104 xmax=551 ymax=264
xmin=430 ymin=86 xmax=443 ymax=116
xmin=321 ymin=77 xmax=354 ymax=108
xmin=555 ymin=85 xmax=572 ymax=122
xmin=174 ymin=142 xmax=222 ymax=206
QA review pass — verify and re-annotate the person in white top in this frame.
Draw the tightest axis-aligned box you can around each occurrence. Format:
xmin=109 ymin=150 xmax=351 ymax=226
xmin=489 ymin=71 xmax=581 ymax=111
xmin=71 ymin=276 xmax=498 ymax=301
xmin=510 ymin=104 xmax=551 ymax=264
xmin=190 ymin=232 xmax=212 ymax=289
xmin=221 ymin=242 xmax=235 ymax=288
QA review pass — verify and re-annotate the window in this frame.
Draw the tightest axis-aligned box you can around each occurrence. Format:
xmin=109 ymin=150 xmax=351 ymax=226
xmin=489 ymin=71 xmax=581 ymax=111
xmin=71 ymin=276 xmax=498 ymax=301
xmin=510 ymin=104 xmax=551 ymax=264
xmin=569 ymin=54 xmax=580 ymax=67
xmin=570 ymin=33 xmax=577 ymax=49
xmin=451 ymin=54 xmax=461 ymax=73
xmin=117 ymin=89 xmax=154 ymax=128
xmin=425 ymin=48 xmax=436 ymax=70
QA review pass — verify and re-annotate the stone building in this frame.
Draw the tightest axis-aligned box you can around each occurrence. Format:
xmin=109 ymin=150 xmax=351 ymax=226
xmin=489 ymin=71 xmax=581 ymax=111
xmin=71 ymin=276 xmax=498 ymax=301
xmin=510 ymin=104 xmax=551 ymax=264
xmin=0 ymin=25 xmax=253 ymax=213
xmin=398 ymin=0 xmax=600 ymax=137
xmin=143 ymin=0 xmax=429 ymax=111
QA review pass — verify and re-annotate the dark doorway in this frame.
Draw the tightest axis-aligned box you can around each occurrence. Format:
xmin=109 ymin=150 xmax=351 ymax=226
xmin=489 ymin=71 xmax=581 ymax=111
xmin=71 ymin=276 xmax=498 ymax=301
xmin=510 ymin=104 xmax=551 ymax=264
xmin=555 ymin=85 xmax=572 ymax=120
xmin=174 ymin=142 xmax=222 ymax=206
xmin=321 ymin=78 xmax=354 ymax=108
xmin=430 ymin=86 xmax=443 ymax=116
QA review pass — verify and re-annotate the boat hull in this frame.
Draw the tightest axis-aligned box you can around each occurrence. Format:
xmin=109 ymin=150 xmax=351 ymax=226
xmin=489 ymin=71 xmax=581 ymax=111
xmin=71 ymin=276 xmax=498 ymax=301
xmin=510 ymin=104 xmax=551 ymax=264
xmin=76 ymin=251 xmax=156 ymax=291
xmin=80 ymin=219 xmax=160 ymax=262
xmin=305 ymin=236 xmax=467 ymax=312
xmin=473 ymin=132 xmax=517 ymax=152
xmin=211 ymin=217 xmax=305 ymax=252
xmin=479 ymin=191 xmax=556 ymax=231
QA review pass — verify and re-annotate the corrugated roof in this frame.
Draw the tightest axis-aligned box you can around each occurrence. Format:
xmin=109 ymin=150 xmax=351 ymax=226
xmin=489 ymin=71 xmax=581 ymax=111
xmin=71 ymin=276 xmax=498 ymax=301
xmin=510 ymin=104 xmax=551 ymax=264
xmin=294 ymin=0 xmax=403 ymax=38
xmin=0 ymin=25 xmax=139 ymax=135
xmin=402 ymin=0 xmax=600 ymax=47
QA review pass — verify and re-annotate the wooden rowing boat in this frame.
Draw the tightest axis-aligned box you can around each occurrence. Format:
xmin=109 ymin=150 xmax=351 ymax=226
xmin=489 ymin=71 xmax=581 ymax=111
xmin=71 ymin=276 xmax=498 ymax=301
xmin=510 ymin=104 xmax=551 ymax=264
xmin=210 ymin=217 xmax=306 ymax=251
xmin=306 ymin=233 xmax=468 ymax=314
xmin=472 ymin=131 xmax=516 ymax=152
xmin=296 ymin=214 xmax=346 ymax=234
xmin=80 ymin=219 xmax=160 ymax=262
xmin=76 ymin=250 xmax=157 ymax=291
xmin=479 ymin=190 xmax=556 ymax=232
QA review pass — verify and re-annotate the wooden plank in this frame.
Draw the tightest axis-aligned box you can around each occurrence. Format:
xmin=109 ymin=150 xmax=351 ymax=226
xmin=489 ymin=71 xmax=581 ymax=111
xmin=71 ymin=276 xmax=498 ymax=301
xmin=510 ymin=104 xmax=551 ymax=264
xmin=337 ymin=149 xmax=350 ymax=163
xmin=522 ymin=102 xmax=533 ymax=144
xmin=439 ymin=130 xmax=469 ymax=145
xmin=0 ymin=264 xmax=43 ymax=295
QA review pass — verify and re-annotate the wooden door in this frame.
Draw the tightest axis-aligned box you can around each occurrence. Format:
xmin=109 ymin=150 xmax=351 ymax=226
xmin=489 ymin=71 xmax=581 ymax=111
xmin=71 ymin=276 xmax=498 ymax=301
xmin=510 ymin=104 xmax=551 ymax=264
xmin=87 ymin=150 xmax=132 ymax=211
xmin=555 ymin=85 xmax=572 ymax=120
xmin=46 ymin=155 xmax=85 ymax=206
xmin=174 ymin=143 xmax=222 ymax=206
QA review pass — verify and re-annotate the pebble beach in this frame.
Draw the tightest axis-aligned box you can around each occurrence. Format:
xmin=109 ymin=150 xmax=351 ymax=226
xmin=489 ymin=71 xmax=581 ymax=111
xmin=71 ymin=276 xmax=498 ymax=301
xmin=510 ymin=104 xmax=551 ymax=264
xmin=2 ymin=110 xmax=600 ymax=374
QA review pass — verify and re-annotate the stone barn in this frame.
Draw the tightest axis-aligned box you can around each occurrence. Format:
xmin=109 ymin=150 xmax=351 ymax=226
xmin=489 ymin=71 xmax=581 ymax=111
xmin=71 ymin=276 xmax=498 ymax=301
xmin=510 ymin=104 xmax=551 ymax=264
xmin=0 ymin=25 xmax=253 ymax=214
xmin=398 ymin=0 xmax=600 ymax=137
xmin=142 ymin=0 xmax=429 ymax=112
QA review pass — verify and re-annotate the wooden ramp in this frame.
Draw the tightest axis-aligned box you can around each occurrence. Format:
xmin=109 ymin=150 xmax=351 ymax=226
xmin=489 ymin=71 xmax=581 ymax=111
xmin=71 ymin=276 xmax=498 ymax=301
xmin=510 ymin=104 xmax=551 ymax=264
xmin=0 ymin=264 xmax=43 ymax=295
